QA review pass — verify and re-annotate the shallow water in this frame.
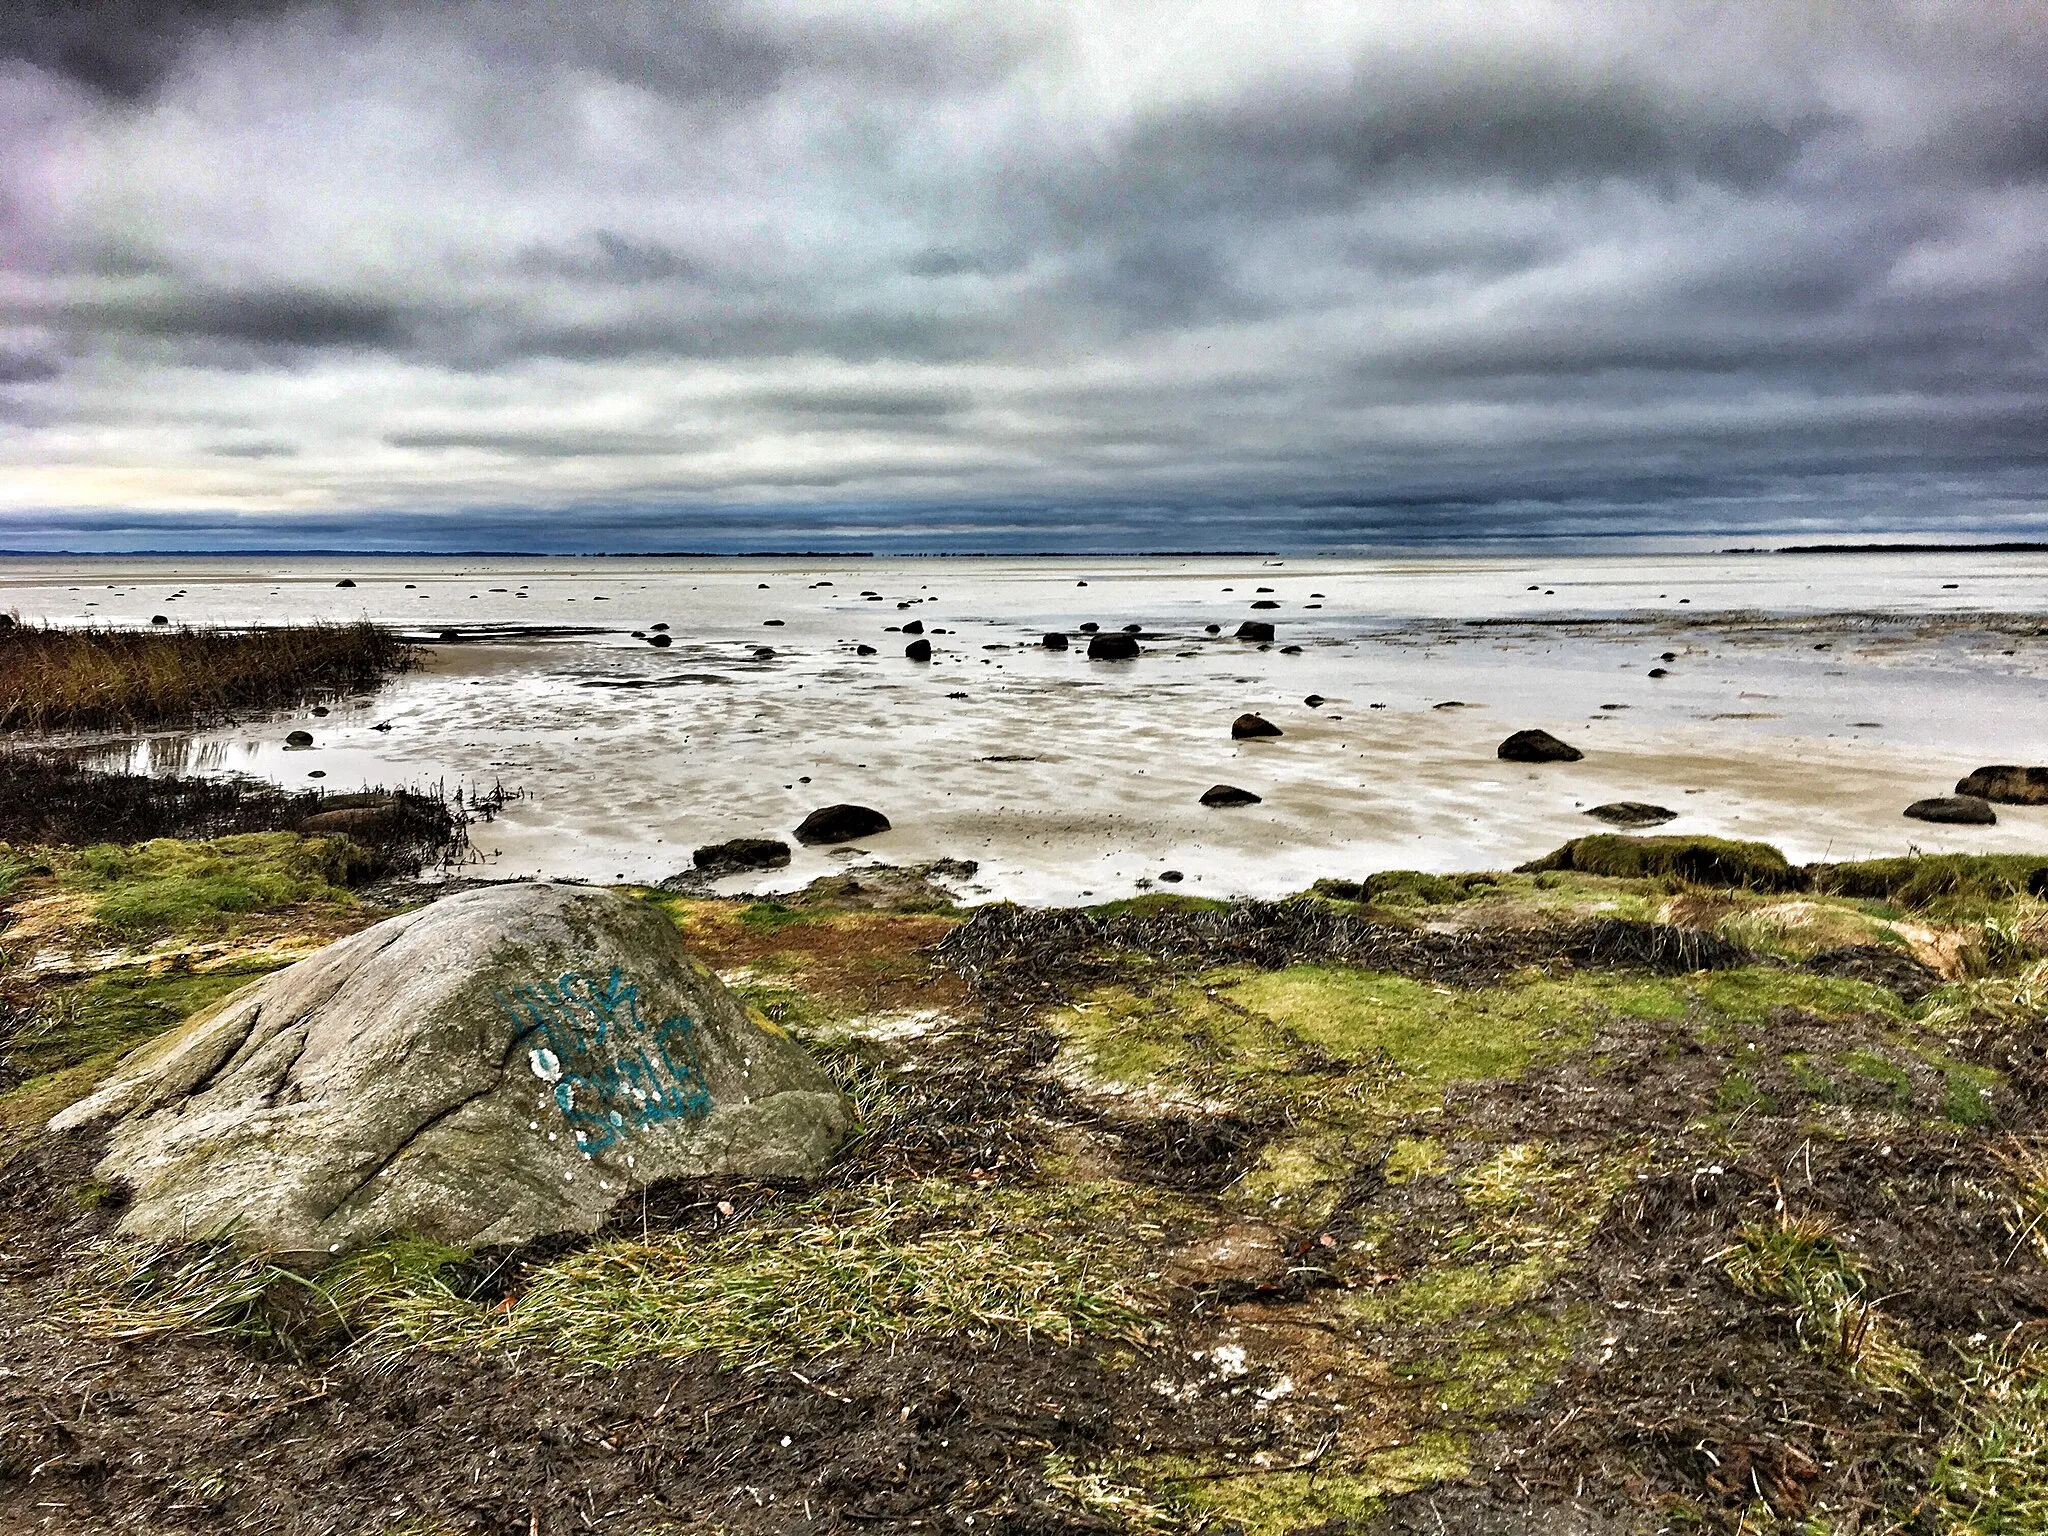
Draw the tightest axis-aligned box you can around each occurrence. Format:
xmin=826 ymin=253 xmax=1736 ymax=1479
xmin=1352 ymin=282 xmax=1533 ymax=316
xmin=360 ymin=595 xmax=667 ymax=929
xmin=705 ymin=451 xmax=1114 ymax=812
xmin=6 ymin=551 xmax=2047 ymax=902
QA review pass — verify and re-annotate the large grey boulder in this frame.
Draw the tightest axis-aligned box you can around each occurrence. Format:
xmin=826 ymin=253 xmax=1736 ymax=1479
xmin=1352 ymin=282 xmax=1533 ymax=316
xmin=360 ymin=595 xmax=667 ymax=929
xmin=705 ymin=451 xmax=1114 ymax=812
xmin=52 ymin=883 xmax=852 ymax=1259
xmin=1956 ymin=766 xmax=2048 ymax=804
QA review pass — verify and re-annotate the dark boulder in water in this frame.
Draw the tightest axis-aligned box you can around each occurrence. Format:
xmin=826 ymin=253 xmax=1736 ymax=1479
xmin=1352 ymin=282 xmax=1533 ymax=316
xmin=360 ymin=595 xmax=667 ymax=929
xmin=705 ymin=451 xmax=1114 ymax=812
xmin=1078 ymin=622 xmax=1100 ymax=633
xmin=856 ymin=644 xmax=877 ymax=655
xmin=1232 ymin=713 xmax=1282 ymax=739
xmin=795 ymin=804 xmax=892 ymax=845
xmin=336 ymin=579 xmax=356 ymax=588
xmin=649 ymin=634 xmax=673 ymax=648
xmin=1304 ymin=694 xmax=1326 ymax=708
xmin=1905 ymin=795 xmax=1996 ymax=825
xmin=151 ymin=615 xmax=169 ymax=625
xmin=1087 ymin=633 xmax=1140 ymax=660
xmin=1204 ymin=623 xmax=1221 ymax=634
xmin=1250 ymin=600 xmax=1280 ymax=610
xmin=1236 ymin=620 xmax=1275 ymax=642
xmin=693 ymin=837 xmax=793 ymax=875
xmin=902 ymin=619 xmax=924 ymax=634
xmin=1585 ymin=802 xmax=1677 ymax=827
xmin=1042 ymin=632 xmax=1069 ymax=650
xmin=1158 ymin=870 xmax=1184 ymax=883
xmin=1200 ymin=784 xmax=1262 ymax=807
xmin=905 ymin=638 xmax=933 ymax=661
xmin=1498 ymin=729 xmax=1583 ymax=763
xmin=1955 ymin=765 xmax=2048 ymax=804
xmin=285 ymin=730 xmax=314 ymax=747
xmin=1121 ymin=623 xmax=1142 ymax=633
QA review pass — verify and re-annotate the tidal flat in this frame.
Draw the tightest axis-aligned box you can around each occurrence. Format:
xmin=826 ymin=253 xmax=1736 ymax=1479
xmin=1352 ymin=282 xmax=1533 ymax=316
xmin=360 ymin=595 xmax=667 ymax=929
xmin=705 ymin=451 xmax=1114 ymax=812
xmin=4 ymin=550 xmax=2045 ymax=901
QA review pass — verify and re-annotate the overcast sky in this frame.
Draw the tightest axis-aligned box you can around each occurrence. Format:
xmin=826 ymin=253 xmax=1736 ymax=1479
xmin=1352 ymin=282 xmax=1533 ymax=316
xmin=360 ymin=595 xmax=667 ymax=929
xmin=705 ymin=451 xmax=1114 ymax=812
xmin=1 ymin=0 xmax=2043 ymax=552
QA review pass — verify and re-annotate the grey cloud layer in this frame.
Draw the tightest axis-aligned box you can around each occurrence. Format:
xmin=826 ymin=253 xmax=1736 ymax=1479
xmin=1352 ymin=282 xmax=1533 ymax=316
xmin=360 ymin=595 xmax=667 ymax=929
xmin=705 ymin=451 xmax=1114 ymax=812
xmin=1 ymin=0 xmax=2043 ymax=549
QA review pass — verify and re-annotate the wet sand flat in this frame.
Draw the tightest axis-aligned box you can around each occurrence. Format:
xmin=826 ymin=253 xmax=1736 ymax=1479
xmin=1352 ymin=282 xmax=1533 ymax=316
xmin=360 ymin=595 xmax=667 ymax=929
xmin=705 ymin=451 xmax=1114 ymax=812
xmin=5 ymin=551 xmax=2045 ymax=902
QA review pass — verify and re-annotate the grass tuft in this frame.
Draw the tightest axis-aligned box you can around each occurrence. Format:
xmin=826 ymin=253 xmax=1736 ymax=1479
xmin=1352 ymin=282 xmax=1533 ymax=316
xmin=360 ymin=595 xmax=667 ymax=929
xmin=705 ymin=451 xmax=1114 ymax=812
xmin=1929 ymin=1343 xmax=2048 ymax=1534
xmin=354 ymin=1184 xmax=1150 ymax=1371
xmin=1721 ymin=1213 xmax=1920 ymax=1390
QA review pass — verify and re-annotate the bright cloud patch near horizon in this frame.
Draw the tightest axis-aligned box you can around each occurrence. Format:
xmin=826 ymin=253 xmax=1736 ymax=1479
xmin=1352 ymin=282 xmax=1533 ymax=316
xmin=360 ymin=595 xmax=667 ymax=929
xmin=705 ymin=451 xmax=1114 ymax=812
xmin=1 ymin=0 xmax=2044 ymax=550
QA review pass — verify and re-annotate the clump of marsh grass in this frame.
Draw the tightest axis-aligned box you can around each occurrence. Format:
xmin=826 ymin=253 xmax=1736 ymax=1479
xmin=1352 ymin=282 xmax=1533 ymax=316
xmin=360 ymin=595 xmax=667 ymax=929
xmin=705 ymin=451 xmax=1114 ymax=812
xmin=66 ymin=1238 xmax=307 ymax=1343
xmin=1927 ymin=1342 xmax=2048 ymax=1535
xmin=0 ymin=619 xmax=412 ymax=734
xmin=346 ymin=1185 xmax=1150 ymax=1372
xmin=1720 ymin=1213 xmax=1920 ymax=1390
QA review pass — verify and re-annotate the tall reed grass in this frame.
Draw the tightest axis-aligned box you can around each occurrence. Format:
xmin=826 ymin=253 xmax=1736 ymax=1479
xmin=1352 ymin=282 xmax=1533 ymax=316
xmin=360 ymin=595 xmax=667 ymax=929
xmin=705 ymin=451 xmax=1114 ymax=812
xmin=0 ymin=619 xmax=413 ymax=734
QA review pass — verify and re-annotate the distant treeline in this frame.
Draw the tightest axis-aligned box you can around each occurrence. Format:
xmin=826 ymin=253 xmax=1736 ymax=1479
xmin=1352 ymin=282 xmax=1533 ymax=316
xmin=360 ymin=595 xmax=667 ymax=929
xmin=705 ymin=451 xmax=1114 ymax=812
xmin=0 ymin=619 xmax=414 ymax=735
xmin=1725 ymin=542 xmax=2048 ymax=555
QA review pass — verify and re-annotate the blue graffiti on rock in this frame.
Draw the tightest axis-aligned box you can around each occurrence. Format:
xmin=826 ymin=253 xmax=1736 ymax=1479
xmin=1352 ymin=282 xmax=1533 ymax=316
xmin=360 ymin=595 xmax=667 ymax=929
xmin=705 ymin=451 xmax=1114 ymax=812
xmin=497 ymin=968 xmax=713 ymax=1152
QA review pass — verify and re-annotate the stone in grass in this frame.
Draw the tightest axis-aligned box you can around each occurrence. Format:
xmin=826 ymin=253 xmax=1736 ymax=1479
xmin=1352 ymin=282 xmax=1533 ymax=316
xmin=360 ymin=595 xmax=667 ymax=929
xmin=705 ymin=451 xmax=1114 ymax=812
xmin=1200 ymin=784 xmax=1262 ymax=807
xmin=794 ymin=804 xmax=892 ymax=845
xmin=1955 ymin=766 xmax=2048 ymax=804
xmin=1497 ymin=729 xmax=1583 ymax=763
xmin=1905 ymin=795 xmax=1996 ymax=826
xmin=51 ymin=883 xmax=852 ymax=1259
xmin=693 ymin=837 xmax=792 ymax=875
xmin=1585 ymin=802 xmax=1677 ymax=827
xmin=1232 ymin=713 xmax=1283 ymax=739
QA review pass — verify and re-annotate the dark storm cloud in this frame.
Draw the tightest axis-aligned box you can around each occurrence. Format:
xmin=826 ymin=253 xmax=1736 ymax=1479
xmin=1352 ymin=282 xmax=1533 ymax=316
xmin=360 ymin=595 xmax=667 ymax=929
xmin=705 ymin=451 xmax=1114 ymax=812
xmin=0 ymin=0 xmax=306 ymax=99
xmin=2 ymin=1 xmax=2046 ymax=547
xmin=59 ymin=288 xmax=410 ymax=349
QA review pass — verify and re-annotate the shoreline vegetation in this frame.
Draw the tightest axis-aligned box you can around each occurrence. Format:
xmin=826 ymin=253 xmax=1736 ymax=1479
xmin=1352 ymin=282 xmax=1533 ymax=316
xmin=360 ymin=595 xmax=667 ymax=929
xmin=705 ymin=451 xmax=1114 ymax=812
xmin=0 ymin=619 xmax=414 ymax=734
xmin=4 ymin=801 xmax=2048 ymax=1530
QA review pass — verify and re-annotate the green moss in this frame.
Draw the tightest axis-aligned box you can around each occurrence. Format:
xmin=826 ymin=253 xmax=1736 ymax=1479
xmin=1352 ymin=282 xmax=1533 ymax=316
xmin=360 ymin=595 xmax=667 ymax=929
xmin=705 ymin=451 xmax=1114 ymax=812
xmin=1520 ymin=834 xmax=1803 ymax=891
xmin=1714 ymin=1070 xmax=1773 ymax=1115
xmin=1942 ymin=1063 xmax=2001 ymax=1127
xmin=63 ymin=833 xmax=357 ymax=934
xmin=735 ymin=900 xmax=812 ymax=932
xmin=1813 ymin=854 xmax=2048 ymax=916
xmin=1841 ymin=1049 xmax=1915 ymax=1108
xmin=1688 ymin=968 xmax=1904 ymax=1024
xmin=1398 ymin=1307 xmax=1580 ymax=1416
xmin=1228 ymin=967 xmax=1686 ymax=1096
xmin=1349 ymin=1258 xmax=1551 ymax=1327
xmin=1085 ymin=892 xmax=1232 ymax=919
xmin=1357 ymin=870 xmax=1500 ymax=907
xmin=1385 ymin=1136 xmax=1447 ymax=1182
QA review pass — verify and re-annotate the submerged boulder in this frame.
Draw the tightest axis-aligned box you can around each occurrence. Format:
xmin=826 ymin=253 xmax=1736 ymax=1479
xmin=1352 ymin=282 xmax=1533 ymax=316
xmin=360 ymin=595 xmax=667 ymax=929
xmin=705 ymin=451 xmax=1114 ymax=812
xmin=794 ymin=803 xmax=891 ymax=844
xmin=1955 ymin=766 xmax=2048 ymax=804
xmin=51 ymin=883 xmax=851 ymax=1259
xmin=1585 ymin=802 xmax=1677 ymax=827
xmin=1497 ymin=729 xmax=1583 ymax=763
xmin=1200 ymin=784 xmax=1262 ymax=807
xmin=693 ymin=837 xmax=792 ymax=875
xmin=1087 ymin=632 xmax=1140 ymax=660
xmin=1905 ymin=795 xmax=1996 ymax=825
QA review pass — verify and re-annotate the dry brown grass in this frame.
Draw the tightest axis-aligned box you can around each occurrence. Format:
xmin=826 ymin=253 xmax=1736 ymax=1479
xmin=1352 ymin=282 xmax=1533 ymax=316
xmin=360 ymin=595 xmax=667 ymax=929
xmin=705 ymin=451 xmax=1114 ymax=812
xmin=0 ymin=619 xmax=413 ymax=733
